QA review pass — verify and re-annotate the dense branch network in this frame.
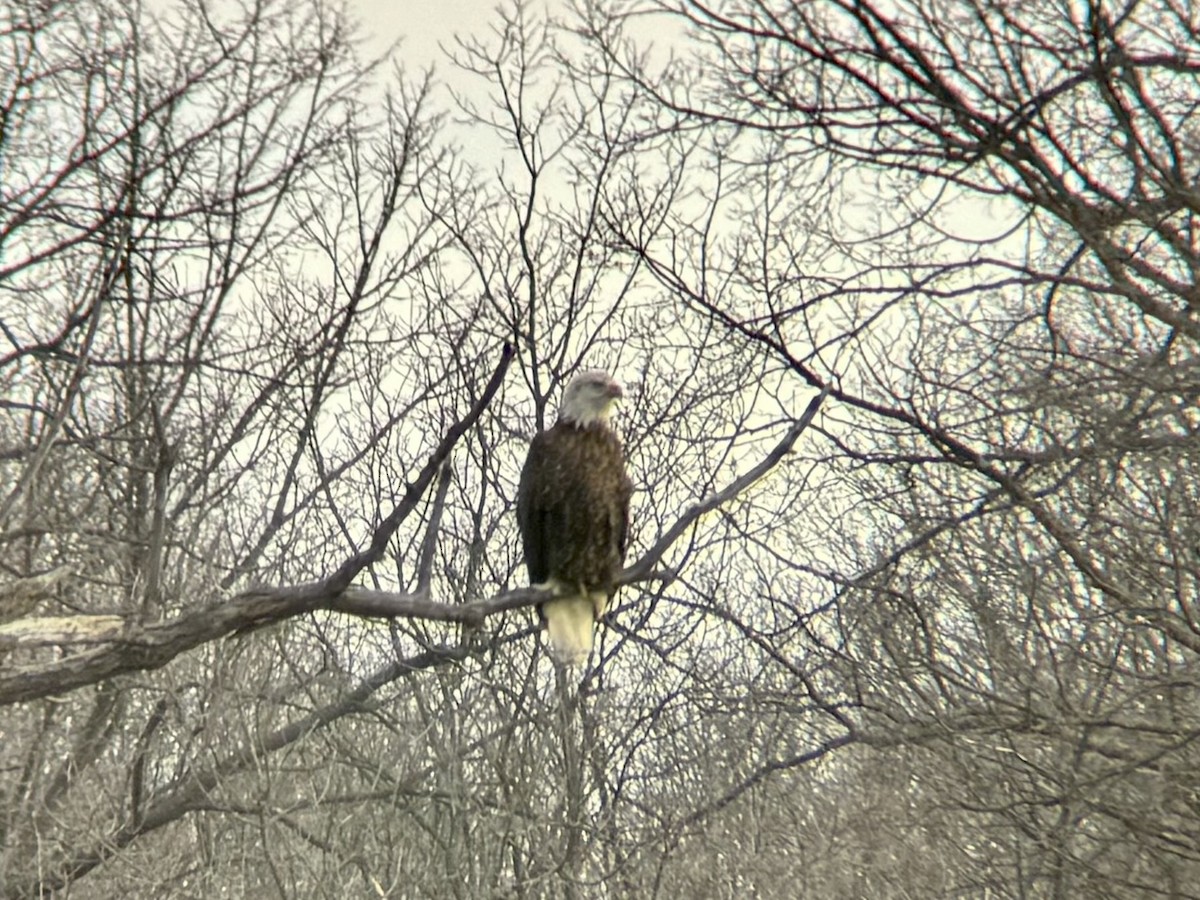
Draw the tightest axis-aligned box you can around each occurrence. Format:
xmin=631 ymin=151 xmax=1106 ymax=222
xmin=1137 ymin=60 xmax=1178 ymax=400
xmin=0 ymin=357 xmax=825 ymax=708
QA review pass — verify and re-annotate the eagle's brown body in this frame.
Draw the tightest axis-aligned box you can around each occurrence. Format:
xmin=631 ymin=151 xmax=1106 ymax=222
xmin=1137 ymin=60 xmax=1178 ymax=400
xmin=517 ymin=371 xmax=632 ymax=665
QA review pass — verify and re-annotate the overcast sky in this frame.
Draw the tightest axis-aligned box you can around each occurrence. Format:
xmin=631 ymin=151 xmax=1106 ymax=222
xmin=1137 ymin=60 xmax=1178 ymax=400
xmin=351 ymin=0 xmax=554 ymax=68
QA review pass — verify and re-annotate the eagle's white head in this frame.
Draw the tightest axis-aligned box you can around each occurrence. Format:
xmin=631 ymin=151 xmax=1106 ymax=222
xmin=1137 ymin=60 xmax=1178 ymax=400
xmin=559 ymin=369 xmax=624 ymax=427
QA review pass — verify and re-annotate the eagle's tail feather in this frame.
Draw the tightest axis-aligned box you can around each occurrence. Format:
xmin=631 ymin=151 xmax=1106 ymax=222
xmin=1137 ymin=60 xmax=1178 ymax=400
xmin=542 ymin=594 xmax=602 ymax=666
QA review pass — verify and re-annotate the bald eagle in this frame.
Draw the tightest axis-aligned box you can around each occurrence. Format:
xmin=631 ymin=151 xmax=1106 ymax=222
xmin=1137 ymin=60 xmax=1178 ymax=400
xmin=517 ymin=370 xmax=633 ymax=666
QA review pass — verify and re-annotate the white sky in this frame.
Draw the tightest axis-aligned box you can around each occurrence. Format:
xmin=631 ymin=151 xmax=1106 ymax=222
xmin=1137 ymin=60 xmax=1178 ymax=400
xmin=350 ymin=0 xmax=556 ymax=68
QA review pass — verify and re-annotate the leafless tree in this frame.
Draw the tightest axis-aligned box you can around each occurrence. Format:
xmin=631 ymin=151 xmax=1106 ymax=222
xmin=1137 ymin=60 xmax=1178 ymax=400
xmin=0 ymin=1 xmax=832 ymax=896
xmin=571 ymin=0 xmax=1200 ymax=895
xmin=19 ymin=0 xmax=1197 ymax=895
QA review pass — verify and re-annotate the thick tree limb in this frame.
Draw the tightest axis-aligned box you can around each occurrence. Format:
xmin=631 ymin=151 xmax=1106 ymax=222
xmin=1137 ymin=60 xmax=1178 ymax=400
xmin=0 ymin=615 xmax=124 ymax=649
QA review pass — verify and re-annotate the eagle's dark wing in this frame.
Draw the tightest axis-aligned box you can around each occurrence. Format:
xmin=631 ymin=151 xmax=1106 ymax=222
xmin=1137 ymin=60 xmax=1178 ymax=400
xmin=616 ymin=473 xmax=631 ymax=565
xmin=516 ymin=430 xmax=558 ymax=585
